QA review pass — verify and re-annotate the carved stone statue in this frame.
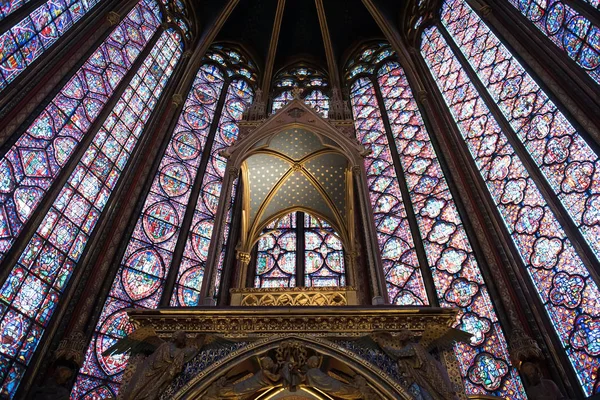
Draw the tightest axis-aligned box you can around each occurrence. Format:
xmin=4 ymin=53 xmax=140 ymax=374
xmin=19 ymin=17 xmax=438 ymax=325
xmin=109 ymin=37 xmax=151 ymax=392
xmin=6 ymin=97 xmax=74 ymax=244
xmin=104 ymin=327 xmax=234 ymax=400
xmin=202 ymin=356 xmax=280 ymax=399
xmin=361 ymin=329 xmax=469 ymax=400
xmin=26 ymin=363 xmax=75 ymax=400
xmin=276 ymin=341 xmax=307 ymax=391
xmin=520 ymin=362 xmax=567 ymax=400
xmin=120 ymin=331 xmax=198 ymax=400
xmin=201 ymin=346 xmax=378 ymax=399
xmin=303 ymin=355 xmax=362 ymax=399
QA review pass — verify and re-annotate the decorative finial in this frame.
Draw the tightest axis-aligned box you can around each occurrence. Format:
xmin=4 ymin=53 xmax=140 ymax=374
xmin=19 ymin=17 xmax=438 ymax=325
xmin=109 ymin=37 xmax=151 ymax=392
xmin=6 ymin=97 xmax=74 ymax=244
xmin=291 ymin=87 xmax=303 ymax=100
xmin=242 ymin=88 xmax=266 ymax=121
xmin=328 ymin=88 xmax=352 ymax=120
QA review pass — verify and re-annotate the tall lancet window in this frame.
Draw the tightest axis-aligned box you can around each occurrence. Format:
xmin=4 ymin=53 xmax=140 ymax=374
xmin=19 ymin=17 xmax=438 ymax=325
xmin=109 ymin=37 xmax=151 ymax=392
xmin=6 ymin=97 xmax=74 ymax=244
xmin=347 ymin=43 xmax=525 ymax=398
xmin=421 ymin=0 xmax=600 ymax=395
xmin=0 ymin=0 xmax=184 ymax=396
xmin=0 ymin=0 xmax=162 ymax=264
xmin=71 ymin=45 xmax=256 ymax=399
xmin=271 ymin=64 xmax=330 ymax=117
xmin=0 ymin=0 xmax=106 ymax=91
xmin=505 ymin=0 xmax=600 ymax=84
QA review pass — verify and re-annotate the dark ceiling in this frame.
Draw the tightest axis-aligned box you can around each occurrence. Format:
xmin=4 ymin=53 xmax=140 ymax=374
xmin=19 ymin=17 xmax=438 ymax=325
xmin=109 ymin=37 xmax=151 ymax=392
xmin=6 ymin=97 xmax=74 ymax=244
xmin=198 ymin=0 xmax=386 ymax=78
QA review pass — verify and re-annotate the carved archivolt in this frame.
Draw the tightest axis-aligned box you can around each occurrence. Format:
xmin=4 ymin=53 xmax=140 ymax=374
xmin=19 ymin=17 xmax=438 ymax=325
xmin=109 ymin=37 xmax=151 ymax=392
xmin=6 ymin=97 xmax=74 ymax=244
xmin=166 ymin=335 xmax=413 ymax=400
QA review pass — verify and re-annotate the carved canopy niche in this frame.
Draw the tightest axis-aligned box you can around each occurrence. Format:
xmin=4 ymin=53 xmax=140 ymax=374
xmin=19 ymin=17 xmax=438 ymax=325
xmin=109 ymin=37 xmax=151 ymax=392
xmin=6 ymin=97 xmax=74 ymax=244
xmin=217 ymin=98 xmax=384 ymax=299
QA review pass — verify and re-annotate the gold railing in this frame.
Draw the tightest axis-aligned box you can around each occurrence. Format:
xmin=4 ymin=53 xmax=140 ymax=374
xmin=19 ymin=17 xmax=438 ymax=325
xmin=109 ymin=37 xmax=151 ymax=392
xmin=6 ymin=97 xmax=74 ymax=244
xmin=229 ymin=286 xmax=358 ymax=306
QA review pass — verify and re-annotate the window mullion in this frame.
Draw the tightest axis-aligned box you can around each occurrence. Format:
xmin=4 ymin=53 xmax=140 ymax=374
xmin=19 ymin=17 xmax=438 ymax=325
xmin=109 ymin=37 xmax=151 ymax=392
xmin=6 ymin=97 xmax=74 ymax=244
xmin=297 ymin=211 xmax=305 ymax=287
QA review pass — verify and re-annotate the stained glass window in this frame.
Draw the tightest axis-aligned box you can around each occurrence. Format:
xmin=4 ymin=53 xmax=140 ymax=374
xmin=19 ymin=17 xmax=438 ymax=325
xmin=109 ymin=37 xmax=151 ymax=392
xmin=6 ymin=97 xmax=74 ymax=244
xmin=376 ymin=59 xmax=525 ymax=397
xmin=303 ymin=90 xmax=329 ymax=118
xmin=442 ymin=0 xmax=600 ymax=262
xmin=71 ymin=63 xmax=224 ymax=399
xmin=0 ymin=0 xmax=106 ymax=91
xmin=506 ymin=0 xmax=600 ymax=84
xmin=304 ymin=214 xmax=345 ymax=287
xmin=421 ymin=24 xmax=600 ymax=396
xmin=72 ymin=46 xmax=256 ymax=398
xmin=0 ymin=24 xmax=180 ymax=400
xmin=254 ymin=211 xmax=346 ymax=289
xmin=270 ymin=64 xmax=330 ymax=117
xmin=171 ymin=79 xmax=254 ymax=306
xmin=271 ymin=90 xmax=294 ymax=114
xmin=0 ymin=0 xmax=34 ymax=21
xmin=350 ymin=77 xmax=429 ymax=306
xmin=255 ymin=213 xmax=298 ymax=288
xmin=0 ymin=0 xmax=161 ymax=265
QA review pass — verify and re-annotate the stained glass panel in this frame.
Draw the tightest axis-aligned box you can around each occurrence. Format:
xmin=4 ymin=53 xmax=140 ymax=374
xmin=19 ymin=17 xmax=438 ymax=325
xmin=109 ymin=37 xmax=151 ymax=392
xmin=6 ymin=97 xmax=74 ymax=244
xmin=71 ymin=63 xmax=224 ymax=399
xmin=303 ymin=90 xmax=329 ymax=118
xmin=443 ymin=0 xmax=600 ymax=262
xmin=0 ymin=0 xmax=161 ymax=265
xmin=0 ymin=26 xmax=180 ymax=400
xmin=270 ymin=64 xmax=330 ymax=116
xmin=0 ymin=0 xmax=33 ymax=21
xmin=254 ymin=213 xmax=297 ymax=288
xmin=506 ymin=0 xmax=600 ymax=84
xmin=271 ymin=90 xmax=293 ymax=114
xmin=422 ymin=25 xmax=600 ymax=395
xmin=171 ymin=79 xmax=253 ymax=306
xmin=0 ymin=0 xmax=108 ymax=91
xmin=304 ymin=213 xmax=345 ymax=287
xmin=350 ymin=78 xmax=429 ymax=305
xmin=377 ymin=60 xmax=525 ymax=397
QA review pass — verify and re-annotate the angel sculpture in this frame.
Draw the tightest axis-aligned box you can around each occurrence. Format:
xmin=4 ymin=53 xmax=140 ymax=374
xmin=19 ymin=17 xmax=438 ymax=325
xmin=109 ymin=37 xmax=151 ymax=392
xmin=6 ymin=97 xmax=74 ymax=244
xmin=303 ymin=355 xmax=364 ymax=399
xmin=103 ymin=327 xmax=231 ymax=400
xmin=202 ymin=356 xmax=281 ymax=399
xmin=356 ymin=327 xmax=471 ymax=400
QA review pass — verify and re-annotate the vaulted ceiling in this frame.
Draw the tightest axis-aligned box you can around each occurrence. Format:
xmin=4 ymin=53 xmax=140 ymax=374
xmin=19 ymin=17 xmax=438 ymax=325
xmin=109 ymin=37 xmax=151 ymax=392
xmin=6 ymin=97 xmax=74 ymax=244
xmin=243 ymin=128 xmax=348 ymax=238
xmin=192 ymin=0 xmax=393 ymax=82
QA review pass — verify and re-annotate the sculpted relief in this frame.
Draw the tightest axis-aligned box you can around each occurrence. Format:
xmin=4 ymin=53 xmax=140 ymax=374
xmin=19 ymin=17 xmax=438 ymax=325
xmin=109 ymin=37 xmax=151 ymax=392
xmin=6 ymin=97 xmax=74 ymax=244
xmin=201 ymin=341 xmax=378 ymax=400
xmin=108 ymin=306 xmax=471 ymax=400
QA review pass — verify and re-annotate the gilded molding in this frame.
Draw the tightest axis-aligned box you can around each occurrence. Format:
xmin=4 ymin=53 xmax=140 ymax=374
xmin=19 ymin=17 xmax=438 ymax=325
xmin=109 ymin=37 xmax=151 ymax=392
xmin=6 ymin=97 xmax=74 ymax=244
xmin=128 ymin=306 xmax=458 ymax=337
xmin=229 ymin=287 xmax=358 ymax=306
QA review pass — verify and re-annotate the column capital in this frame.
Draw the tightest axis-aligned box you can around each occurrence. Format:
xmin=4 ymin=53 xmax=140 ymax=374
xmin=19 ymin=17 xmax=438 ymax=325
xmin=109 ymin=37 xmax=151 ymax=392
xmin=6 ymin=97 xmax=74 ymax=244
xmin=237 ymin=251 xmax=251 ymax=265
xmin=172 ymin=93 xmax=184 ymax=107
xmin=106 ymin=11 xmax=121 ymax=26
xmin=479 ymin=5 xmax=493 ymax=18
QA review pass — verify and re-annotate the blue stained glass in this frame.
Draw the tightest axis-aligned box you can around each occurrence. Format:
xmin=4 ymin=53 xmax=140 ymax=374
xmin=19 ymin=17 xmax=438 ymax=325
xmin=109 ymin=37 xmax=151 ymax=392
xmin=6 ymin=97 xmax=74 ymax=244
xmin=270 ymin=65 xmax=330 ymax=116
xmin=0 ymin=0 xmax=161 ymax=268
xmin=350 ymin=77 xmax=429 ymax=305
xmin=304 ymin=213 xmax=345 ymax=287
xmin=377 ymin=59 xmax=525 ymax=397
xmin=255 ymin=213 xmax=298 ymax=288
xmin=506 ymin=0 xmax=600 ymax=83
xmin=0 ymin=0 xmax=33 ymax=21
xmin=0 ymin=0 xmax=110 ymax=91
xmin=442 ymin=0 xmax=600 ymax=262
xmin=0 ymin=20 xmax=179 ymax=400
